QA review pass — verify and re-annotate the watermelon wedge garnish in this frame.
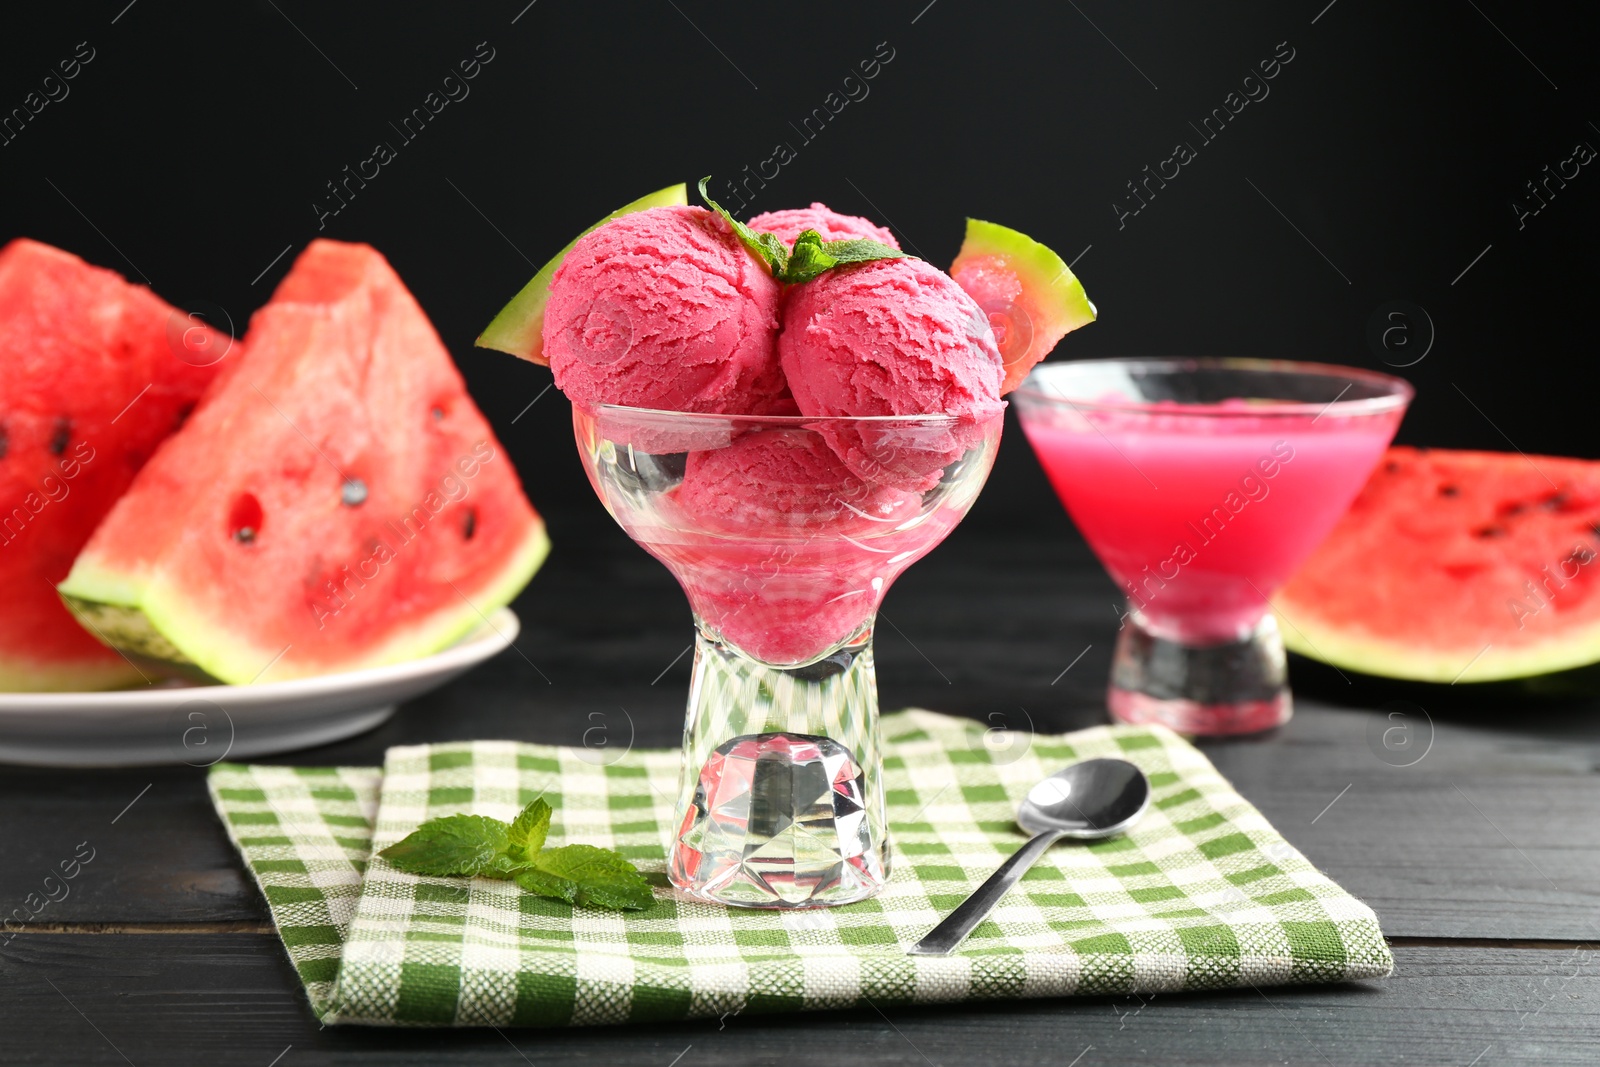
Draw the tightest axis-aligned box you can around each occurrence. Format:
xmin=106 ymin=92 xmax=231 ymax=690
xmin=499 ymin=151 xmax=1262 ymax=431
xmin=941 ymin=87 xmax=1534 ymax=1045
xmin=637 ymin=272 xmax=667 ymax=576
xmin=1275 ymin=447 xmax=1600 ymax=684
xmin=950 ymin=219 xmax=1096 ymax=395
xmin=58 ymin=240 xmax=549 ymax=685
xmin=0 ymin=239 xmax=229 ymax=691
xmin=476 ymin=183 xmax=688 ymax=364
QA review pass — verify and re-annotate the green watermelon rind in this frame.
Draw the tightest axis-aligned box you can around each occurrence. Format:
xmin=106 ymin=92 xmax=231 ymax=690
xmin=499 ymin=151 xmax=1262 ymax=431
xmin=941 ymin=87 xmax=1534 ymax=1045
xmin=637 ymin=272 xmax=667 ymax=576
xmin=1274 ymin=446 xmax=1600 ymax=686
xmin=1275 ymin=607 xmax=1600 ymax=685
xmin=0 ymin=656 xmax=145 ymax=693
xmin=1288 ymin=650 xmax=1600 ymax=703
xmin=476 ymin=183 xmax=688 ymax=364
xmin=58 ymin=522 xmax=549 ymax=685
xmin=954 ymin=218 xmax=1097 ymax=336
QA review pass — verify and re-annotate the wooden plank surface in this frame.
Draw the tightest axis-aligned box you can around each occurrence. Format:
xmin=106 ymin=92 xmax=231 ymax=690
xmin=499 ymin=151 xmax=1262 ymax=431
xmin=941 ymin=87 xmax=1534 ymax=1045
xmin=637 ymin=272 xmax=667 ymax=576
xmin=4 ymin=524 xmax=1598 ymax=939
xmin=4 ymin=521 xmax=1598 ymax=1064
xmin=0 ymin=934 xmax=1593 ymax=1066
xmin=8 ymin=690 xmax=1598 ymax=939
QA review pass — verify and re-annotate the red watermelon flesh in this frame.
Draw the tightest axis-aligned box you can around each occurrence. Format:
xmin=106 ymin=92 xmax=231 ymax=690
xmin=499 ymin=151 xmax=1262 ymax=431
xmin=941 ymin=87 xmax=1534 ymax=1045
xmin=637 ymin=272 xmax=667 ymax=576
xmin=0 ymin=239 xmax=226 ymax=691
xmin=58 ymin=239 xmax=549 ymax=684
xmin=1274 ymin=447 xmax=1600 ymax=683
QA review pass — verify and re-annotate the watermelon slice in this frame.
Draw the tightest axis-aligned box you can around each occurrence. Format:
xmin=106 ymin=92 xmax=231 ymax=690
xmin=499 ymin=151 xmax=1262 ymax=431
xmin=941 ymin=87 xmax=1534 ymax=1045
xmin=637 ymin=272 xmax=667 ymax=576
xmin=58 ymin=240 xmax=549 ymax=685
xmin=0 ymin=239 xmax=227 ymax=691
xmin=1275 ymin=447 xmax=1600 ymax=684
xmin=950 ymin=218 xmax=1097 ymax=395
xmin=475 ymin=183 xmax=688 ymax=364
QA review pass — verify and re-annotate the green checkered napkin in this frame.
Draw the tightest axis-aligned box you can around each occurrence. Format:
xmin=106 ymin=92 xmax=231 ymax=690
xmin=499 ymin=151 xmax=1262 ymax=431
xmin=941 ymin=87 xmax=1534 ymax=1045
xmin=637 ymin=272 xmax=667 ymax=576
xmin=208 ymin=710 xmax=1391 ymax=1027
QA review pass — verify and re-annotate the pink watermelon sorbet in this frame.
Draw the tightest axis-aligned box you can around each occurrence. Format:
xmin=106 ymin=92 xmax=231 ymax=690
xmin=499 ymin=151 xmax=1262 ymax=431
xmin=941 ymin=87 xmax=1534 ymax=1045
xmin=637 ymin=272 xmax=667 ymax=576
xmin=676 ymin=429 xmax=918 ymax=532
xmin=778 ymin=257 xmax=1004 ymax=488
xmin=669 ymin=429 xmax=919 ymax=663
xmin=552 ymin=199 xmax=1007 ymax=664
xmin=746 ymin=203 xmax=900 ymax=248
xmin=542 ymin=205 xmax=787 ymax=415
xmin=778 ymin=257 xmax=1003 ymax=421
xmin=653 ymin=531 xmax=946 ymax=666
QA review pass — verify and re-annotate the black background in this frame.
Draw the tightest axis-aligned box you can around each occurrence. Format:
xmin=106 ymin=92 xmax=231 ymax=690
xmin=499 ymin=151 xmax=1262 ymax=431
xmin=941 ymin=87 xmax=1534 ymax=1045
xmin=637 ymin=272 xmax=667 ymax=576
xmin=3 ymin=0 xmax=1594 ymax=538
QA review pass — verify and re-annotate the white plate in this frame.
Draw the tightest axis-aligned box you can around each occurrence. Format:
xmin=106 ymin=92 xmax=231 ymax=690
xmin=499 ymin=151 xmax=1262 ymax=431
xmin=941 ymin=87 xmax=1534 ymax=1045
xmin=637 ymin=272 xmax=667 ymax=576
xmin=0 ymin=608 xmax=519 ymax=767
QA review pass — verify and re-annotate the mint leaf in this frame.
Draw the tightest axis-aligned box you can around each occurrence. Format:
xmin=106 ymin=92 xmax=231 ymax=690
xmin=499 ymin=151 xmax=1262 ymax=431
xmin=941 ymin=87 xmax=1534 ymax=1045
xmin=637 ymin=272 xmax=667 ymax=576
xmin=532 ymin=844 xmax=655 ymax=910
xmin=507 ymin=798 xmax=550 ymax=861
xmin=820 ymin=237 xmax=905 ymax=265
xmin=377 ymin=801 xmax=651 ymax=910
xmin=698 ymin=176 xmax=789 ymax=276
xmin=512 ymin=865 xmax=579 ymax=905
xmin=780 ymin=236 xmax=905 ymax=284
xmin=781 ymin=230 xmax=839 ymax=284
xmin=743 ymin=229 xmax=791 ymax=275
xmin=697 ymin=177 xmax=908 ymax=284
xmin=480 ymin=852 xmax=531 ymax=879
xmin=379 ymin=815 xmax=510 ymax=877
xmin=775 ymin=235 xmax=904 ymax=283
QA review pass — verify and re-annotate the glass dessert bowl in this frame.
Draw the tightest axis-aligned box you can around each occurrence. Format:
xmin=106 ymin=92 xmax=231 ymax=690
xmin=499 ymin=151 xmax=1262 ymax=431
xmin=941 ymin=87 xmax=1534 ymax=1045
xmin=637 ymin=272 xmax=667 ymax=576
xmin=575 ymin=404 xmax=1004 ymax=907
xmin=1014 ymin=358 xmax=1411 ymax=736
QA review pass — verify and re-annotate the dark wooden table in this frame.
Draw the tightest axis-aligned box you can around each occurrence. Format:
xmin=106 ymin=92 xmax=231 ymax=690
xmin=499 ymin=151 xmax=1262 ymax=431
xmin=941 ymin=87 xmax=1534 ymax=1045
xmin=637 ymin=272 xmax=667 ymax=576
xmin=4 ymin=514 xmax=1598 ymax=1065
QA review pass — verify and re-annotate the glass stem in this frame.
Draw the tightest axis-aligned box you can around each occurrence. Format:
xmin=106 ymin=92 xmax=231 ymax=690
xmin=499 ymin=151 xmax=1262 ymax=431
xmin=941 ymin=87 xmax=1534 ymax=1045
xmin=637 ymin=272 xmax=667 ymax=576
xmin=668 ymin=625 xmax=890 ymax=907
xmin=1108 ymin=607 xmax=1291 ymax=735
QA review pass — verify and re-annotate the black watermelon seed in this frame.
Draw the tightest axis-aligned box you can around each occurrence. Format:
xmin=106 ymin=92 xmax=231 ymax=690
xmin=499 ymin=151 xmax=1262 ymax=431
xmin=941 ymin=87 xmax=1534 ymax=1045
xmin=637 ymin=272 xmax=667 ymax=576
xmin=341 ymin=478 xmax=368 ymax=506
xmin=48 ymin=418 xmax=71 ymax=455
xmin=1473 ymin=525 xmax=1508 ymax=539
xmin=462 ymin=508 xmax=477 ymax=541
xmin=0 ymin=424 xmax=8 ymax=459
xmin=234 ymin=527 xmax=257 ymax=544
xmin=1438 ymin=484 xmax=1459 ymax=497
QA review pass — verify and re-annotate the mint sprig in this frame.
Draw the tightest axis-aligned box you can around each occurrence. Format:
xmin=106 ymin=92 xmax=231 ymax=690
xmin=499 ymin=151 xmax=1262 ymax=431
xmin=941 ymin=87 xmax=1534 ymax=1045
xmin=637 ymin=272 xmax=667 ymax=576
xmin=698 ymin=176 xmax=792 ymax=276
xmin=525 ymin=844 xmax=654 ymax=910
xmin=507 ymin=797 xmax=550 ymax=859
xmin=697 ymin=176 xmax=906 ymax=284
xmin=378 ymin=814 xmax=509 ymax=876
xmin=783 ymin=230 xmax=906 ymax=283
xmin=378 ymin=798 xmax=653 ymax=911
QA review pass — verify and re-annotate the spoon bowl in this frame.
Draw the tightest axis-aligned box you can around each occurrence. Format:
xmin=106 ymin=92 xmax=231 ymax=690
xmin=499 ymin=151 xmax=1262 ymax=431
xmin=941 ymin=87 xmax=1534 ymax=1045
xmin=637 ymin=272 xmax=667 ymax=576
xmin=909 ymin=757 xmax=1151 ymax=956
xmin=1019 ymin=758 xmax=1152 ymax=837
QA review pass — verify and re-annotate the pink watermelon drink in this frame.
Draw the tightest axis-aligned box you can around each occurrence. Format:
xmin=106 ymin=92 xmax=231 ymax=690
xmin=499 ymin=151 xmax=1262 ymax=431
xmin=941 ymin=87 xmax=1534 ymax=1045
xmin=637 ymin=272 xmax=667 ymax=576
xmin=1015 ymin=359 xmax=1411 ymax=735
xmin=1023 ymin=403 xmax=1402 ymax=642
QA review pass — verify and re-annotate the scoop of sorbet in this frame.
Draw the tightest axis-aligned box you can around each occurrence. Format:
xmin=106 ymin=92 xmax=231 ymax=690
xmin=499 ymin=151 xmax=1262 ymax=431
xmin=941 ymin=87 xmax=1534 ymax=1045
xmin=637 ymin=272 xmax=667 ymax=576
xmin=668 ymin=429 xmax=923 ymax=665
xmin=543 ymin=205 xmax=786 ymax=414
xmin=778 ymin=257 xmax=1002 ymax=420
xmin=777 ymin=257 xmax=1004 ymax=488
xmin=676 ymin=429 xmax=918 ymax=532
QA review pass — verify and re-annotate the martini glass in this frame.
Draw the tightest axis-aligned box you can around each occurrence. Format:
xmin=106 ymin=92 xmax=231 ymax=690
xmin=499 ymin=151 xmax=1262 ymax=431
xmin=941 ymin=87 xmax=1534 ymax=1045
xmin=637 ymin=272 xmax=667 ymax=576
xmin=1014 ymin=358 xmax=1411 ymax=735
xmin=575 ymin=404 xmax=1003 ymax=907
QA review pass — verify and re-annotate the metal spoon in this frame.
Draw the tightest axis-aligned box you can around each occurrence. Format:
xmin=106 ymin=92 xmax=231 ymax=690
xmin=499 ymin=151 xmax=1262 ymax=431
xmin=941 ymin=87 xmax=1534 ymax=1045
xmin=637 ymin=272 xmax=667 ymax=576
xmin=907 ymin=758 xmax=1152 ymax=956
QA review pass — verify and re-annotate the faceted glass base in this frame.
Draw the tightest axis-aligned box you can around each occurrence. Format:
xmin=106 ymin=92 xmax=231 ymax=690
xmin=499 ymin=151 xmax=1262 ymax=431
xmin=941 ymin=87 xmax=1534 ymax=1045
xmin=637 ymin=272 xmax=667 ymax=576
xmin=668 ymin=630 xmax=888 ymax=907
xmin=1108 ymin=609 xmax=1292 ymax=736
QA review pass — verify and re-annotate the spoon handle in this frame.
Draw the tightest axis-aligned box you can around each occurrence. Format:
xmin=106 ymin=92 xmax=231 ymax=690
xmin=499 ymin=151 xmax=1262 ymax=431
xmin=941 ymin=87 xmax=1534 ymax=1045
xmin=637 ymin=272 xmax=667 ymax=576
xmin=906 ymin=829 xmax=1066 ymax=956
